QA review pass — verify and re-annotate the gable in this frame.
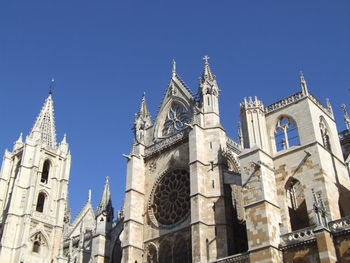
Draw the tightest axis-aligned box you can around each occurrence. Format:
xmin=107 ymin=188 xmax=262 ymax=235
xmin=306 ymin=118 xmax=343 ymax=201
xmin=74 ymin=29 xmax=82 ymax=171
xmin=152 ymin=75 xmax=195 ymax=141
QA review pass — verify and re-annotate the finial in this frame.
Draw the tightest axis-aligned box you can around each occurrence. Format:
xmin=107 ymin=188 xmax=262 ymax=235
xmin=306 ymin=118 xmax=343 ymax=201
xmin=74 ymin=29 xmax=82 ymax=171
xmin=299 ymin=71 xmax=309 ymax=95
xmin=326 ymin=98 xmax=332 ymax=113
xmin=88 ymin=189 xmax=92 ymax=203
xmin=17 ymin=132 xmax=23 ymax=143
xmin=61 ymin=133 xmax=67 ymax=144
xmin=342 ymin=104 xmax=350 ymax=130
xmin=106 ymin=176 xmax=109 ymax=184
xmin=172 ymin=59 xmax=176 ymax=77
xmin=49 ymin=78 xmax=55 ymax=95
xmin=299 ymin=70 xmax=304 ymax=79
xmin=203 ymin=55 xmax=210 ymax=65
xmin=238 ymin=122 xmax=243 ymax=146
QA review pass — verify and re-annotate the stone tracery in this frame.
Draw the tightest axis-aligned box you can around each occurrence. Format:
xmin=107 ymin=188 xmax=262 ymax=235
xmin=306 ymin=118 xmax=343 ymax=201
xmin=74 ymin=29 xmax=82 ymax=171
xmin=162 ymin=102 xmax=191 ymax=137
xmin=150 ymin=168 xmax=190 ymax=226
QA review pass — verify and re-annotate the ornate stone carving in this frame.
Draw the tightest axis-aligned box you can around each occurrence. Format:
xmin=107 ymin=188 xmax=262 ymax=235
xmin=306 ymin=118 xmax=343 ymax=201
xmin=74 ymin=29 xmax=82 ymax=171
xmin=162 ymin=102 xmax=191 ymax=137
xmin=148 ymin=168 xmax=190 ymax=228
xmin=145 ymin=129 xmax=189 ymax=158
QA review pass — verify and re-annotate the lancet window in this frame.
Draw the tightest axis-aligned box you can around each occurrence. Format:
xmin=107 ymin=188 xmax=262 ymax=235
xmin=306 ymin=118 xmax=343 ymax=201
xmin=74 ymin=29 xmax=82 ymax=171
xmin=32 ymin=233 xmax=44 ymax=253
xmin=275 ymin=116 xmax=300 ymax=152
xmin=36 ymin=192 xmax=46 ymax=213
xmin=41 ymin=160 xmax=50 ymax=184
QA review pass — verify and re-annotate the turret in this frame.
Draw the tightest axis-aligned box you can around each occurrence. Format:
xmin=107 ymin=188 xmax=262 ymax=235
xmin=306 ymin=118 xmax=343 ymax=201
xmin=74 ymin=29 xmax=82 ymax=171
xmin=240 ymin=96 xmax=269 ymax=151
xmin=198 ymin=56 xmax=220 ymax=126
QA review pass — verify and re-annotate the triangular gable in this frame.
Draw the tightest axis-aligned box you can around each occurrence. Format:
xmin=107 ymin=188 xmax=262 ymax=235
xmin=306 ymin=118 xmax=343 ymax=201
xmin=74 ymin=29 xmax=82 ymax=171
xmin=152 ymin=74 xmax=195 ymax=140
xmin=67 ymin=201 xmax=96 ymax=238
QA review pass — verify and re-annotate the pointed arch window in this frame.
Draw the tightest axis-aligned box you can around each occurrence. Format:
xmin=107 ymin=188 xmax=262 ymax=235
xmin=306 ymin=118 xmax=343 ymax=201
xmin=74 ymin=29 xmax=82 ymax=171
xmin=286 ymin=179 xmax=309 ymax=231
xmin=320 ymin=117 xmax=331 ymax=151
xmin=32 ymin=233 xmax=43 ymax=253
xmin=36 ymin=192 xmax=46 ymax=213
xmin=41 ymin=160 xmax=50 ymax=184
xmin=275 ymin=116 xmax=300 ymax=152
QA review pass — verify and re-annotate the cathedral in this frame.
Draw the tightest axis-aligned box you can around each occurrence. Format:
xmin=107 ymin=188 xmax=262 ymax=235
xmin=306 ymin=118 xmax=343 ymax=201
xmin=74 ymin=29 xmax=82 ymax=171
xmin=1 ymin=58 xmax=350 ymax=263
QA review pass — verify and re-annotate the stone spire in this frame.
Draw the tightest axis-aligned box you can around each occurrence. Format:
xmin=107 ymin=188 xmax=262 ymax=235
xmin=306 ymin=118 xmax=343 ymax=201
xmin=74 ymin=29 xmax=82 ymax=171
xmin=342 ymin=104 xmax=350 ymax=130
xmin=13 ymin=132 xmax=23 ymax=151
xmin=138 ymin=92 xmax=151 ymax=121
xmin=29 ymin=93 xmax=57 ymax=147
xmin=96 ymin=177 xmax=113 ymax=218
xmin=201 ymin=55 xmax=215 ymax=83
xmin=300 ymin=71 xmax=309 ymax=95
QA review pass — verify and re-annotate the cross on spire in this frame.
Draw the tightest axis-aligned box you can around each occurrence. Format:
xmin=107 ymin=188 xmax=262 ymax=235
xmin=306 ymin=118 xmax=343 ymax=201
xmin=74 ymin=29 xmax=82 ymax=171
xmin=49 ymin=78 xmax=55 ymax=95
xmin=203 ymin=55 xmax=210 ymax=64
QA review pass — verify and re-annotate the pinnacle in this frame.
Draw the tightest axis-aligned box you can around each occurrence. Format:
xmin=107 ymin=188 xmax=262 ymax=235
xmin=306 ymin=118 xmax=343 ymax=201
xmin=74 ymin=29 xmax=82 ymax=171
xmin=299 ymin=71 xmax=309 ymax=94
xmin=96 ymin=176 xmax=113 ymax=217
xmin=201 ymin=55 xmax=215 ymax=82
xmin=138 ymin=92 xmax=150 ymax=117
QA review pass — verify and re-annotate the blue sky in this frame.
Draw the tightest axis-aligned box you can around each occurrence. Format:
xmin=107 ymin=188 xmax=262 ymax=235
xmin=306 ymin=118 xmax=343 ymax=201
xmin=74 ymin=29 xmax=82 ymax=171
xmin=0 ymin=1 xmax=349 ymax=219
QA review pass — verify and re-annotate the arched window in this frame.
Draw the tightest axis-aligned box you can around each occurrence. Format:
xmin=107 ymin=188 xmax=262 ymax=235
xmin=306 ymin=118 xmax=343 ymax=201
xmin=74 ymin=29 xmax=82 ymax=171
xmin=41 ymin=160 xmax=50 ymax=184
xmin=32 ymin=233 xmax=43 ymax=253
xmin=286 ymin=179 xmax=309 ymax=231
xmin=146 ymin=243 xmax=158 ymax=263
xmin=275 ymin=116 xmax=300 ymax=152
xmin=36 ymin=192 xmax=46 ymax=213
xmin=319 ymin=118 xmax=331 ymax=151
xmin=33 ymin=241 xmax=40 ymax=253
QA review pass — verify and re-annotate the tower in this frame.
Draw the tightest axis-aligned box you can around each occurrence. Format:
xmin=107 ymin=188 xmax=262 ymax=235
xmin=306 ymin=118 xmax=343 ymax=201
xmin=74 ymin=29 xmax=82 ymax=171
xmin=0 ymin=92 xmax=71 ymax=263
xmin=239 ymin=73 xmax=350 ymax=262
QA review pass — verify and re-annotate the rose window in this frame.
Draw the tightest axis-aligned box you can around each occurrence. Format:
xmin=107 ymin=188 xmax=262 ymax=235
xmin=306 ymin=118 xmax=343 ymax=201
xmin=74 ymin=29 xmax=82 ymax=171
xmin=151 ymin=169 xmax=190 ymax=226
xmin=162 ymin=103 xmax=191 ymax=136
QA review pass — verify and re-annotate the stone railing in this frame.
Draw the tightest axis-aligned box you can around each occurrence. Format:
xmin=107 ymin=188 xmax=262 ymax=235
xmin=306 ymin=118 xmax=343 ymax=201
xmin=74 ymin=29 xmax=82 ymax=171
xmin=308 ymin=93 xmax=333 ymax=118
xmin=226 ymin=136 xmax=242 ymax=153
xmin=328 ymin=215 xmax=350 ymax=233
xmin=280 ymin=226 xmax=316 ymax=246
xmin=211 ymin=252 xmax=249 ymax=263
xmin=265 ymin=92 xmax=304 ymax=114
xmin=144 ymin=129 xmax=189 ymax=158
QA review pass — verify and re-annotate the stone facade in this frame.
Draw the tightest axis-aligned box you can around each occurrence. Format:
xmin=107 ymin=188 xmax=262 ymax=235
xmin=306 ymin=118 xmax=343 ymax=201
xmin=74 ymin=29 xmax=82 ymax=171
xmin=1 ymin=58 xmax=350 ymax=263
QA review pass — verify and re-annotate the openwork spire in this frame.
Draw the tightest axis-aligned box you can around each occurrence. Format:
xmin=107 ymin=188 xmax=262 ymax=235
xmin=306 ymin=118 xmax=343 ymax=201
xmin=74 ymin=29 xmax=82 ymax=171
xmin=29 ymin=93 xmax=57 ymax=147
xmin=96 ymin=177 xmax=113 ymax=218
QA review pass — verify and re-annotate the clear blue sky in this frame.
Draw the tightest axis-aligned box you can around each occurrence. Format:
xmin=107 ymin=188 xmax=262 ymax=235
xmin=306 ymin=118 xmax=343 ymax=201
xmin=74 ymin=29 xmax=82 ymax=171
xmin=0 ymin=1 xmax=349 ymax=219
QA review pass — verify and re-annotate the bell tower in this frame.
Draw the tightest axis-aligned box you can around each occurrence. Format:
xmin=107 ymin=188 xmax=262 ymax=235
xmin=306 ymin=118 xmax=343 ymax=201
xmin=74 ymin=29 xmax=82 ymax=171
xmin=0 ymin=91 xmax=71 ymax=263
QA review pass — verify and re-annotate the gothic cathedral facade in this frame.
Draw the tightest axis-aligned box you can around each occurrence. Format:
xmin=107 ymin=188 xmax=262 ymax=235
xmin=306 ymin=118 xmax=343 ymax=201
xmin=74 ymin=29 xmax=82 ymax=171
xmin=1 ymin=58 xmax=350 ymax=263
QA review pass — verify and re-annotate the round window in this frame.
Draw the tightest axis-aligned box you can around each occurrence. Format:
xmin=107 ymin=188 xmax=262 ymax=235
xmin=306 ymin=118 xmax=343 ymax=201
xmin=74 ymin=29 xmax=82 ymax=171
xmin=150 ymin=168 xmax=190 ymax=227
